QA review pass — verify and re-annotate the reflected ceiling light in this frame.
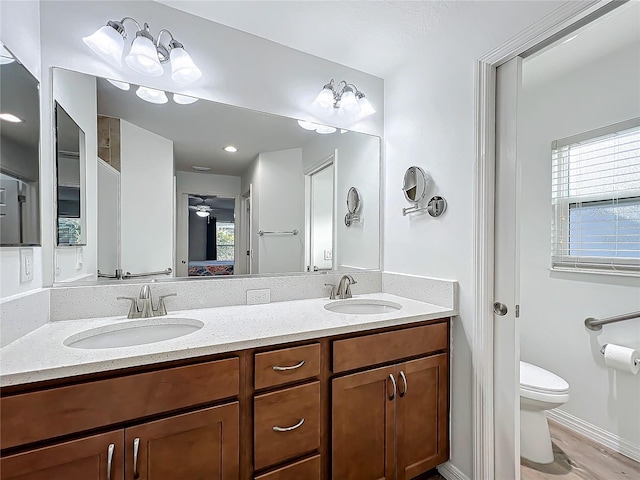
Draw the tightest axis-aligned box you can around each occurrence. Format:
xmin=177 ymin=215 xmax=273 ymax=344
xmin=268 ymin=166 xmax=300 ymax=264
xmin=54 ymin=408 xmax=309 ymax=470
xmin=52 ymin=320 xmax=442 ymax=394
xmin=195 ymin=210 xmax=210 ymax=217
xmin=83 ymin=17 xmax=202 ymax=82
xmin=297 ymin=120 xmax=321 ymax=131
xmin=224 ymin=146 xmax=238 ymax=153
xmin=106 ymin=79 xmax=130 ymax=90
xmin=311 ymin=79 xmax=375 ymax=122
xmin=562 ymin=34 xmax=579 ymax=44
xmin=315 ymin=125 xmax=337 ymax=135
xmin=173 ymin=93 xmax=198 ymax=105
xmin=136 ymin=86 xmax=168 ymax=104
xmin=0 ymin=43 xmax=15 ymax=64
xmin=192 ymin=165 xmax=211 ymax=171
xmin=0 ymin=113 xmax=23 ymax=123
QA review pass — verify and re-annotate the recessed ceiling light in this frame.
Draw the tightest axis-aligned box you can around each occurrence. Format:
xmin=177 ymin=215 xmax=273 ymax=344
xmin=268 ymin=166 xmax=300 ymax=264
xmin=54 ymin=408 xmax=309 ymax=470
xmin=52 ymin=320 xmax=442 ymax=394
xmin=0 ymin=113 xmax=23 ymax=123
xmin=173 ymin=93 xmax=198 ymax=105
xmin=106 ymin=79 xmax=130 ymax=90
xmin=224 ymin=146 xmax=238 ymax=153
xmin=192 ymin=165 xmax=211 ymax=171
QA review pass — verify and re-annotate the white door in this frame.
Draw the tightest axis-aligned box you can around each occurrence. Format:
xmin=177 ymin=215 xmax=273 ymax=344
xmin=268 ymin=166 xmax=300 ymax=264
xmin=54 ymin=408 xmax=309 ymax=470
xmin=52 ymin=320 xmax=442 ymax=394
xmin=309 ymin=162 xmax=334 ymax=272
xmin=494 ymin=55 xmax=522 ymax=480
xmin=243 ymin=186 xmax=252 ymax=274
xmin=175 ymin=193 xmax=190 ymax=277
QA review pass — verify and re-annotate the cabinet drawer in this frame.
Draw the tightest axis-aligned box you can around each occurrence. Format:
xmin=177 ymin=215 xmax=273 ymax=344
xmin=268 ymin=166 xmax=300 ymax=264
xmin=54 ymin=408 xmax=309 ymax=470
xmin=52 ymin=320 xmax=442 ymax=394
xmin=254 ymin=454 xmax=321 ymax=480
xmin=254 ymin=382 xmax=320 ymax=470
xmin=1 ymin=357 xmax=239 ymax=449
xmin=254 ymin=343 xmax=320 ymax=390
xmin=332 ymin=321 xmax=448 ymax=373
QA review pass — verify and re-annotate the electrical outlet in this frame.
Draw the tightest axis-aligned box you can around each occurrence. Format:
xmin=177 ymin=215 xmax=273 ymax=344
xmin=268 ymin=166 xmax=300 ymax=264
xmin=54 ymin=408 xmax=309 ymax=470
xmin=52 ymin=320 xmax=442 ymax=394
xmin=247 ymin=288 xmax=270 ymax=305
xmin=20 ymin=248 xmax=34 ymax=283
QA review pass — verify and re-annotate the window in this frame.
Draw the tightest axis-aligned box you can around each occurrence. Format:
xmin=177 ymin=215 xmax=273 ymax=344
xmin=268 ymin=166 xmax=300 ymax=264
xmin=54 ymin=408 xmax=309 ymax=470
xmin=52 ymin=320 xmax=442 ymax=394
xmin=551 ymin=119 xmax=640 ymax=274
xmin=216 ymin=222 xmax=235 ymax=261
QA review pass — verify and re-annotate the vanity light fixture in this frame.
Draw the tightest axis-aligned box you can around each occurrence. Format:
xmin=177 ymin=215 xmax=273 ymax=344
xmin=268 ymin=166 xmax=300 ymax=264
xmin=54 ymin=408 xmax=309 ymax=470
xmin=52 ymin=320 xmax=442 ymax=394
xmin=0 ymin=113 xmax=23 ymax=123
xmin=315 ymin=125 xmax=337 ymax=135
xmin=0 ymin=43 xmax=15 ymax=65
xmin=311 ymin=79 xmax=375 ymax=121
xmin=173 ymin=93 xmax=198 ymax=105
xmin=135 ymin=86 xmax=168 ymax=104
xmin=83 ymin=18 xmax=202 ymax=83
xmin=106 ymin=79 xmax=131 ymax=90
xmin=224 ymin=146 xmax=238 ymax=153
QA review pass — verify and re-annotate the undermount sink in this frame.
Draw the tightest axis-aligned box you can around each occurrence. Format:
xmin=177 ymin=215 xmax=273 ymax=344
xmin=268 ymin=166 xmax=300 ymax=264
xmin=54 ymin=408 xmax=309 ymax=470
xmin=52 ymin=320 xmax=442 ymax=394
xmin=64 ymin=318 xmax=204 ymax=349
xmin=324 ymin=299 xmax=402 ymax=315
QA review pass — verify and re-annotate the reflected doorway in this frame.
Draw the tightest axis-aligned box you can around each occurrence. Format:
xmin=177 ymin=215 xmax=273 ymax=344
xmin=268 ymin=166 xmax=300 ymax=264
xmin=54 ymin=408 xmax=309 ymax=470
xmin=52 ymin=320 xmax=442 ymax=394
xmin=305 ymin=154 xmax=336 ymax=272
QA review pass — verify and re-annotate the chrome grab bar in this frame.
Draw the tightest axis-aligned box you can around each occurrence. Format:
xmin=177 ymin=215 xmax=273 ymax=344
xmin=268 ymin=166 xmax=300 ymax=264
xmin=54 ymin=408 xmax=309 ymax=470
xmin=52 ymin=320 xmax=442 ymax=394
xmin=585 ymin=311 xmax=640 ymax=331
xmin=121 ymin=268 xmax=172 ymax=279
xmin=258 ymin=229 xmax=299 ymax=236
xmin=98 ymin=268 xmax=123 ymax=279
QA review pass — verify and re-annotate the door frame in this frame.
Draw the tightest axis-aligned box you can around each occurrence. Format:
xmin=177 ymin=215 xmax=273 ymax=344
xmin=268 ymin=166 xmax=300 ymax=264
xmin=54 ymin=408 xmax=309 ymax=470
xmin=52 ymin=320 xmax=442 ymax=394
xmin=472 ymin=1 xmax=617 ymax=478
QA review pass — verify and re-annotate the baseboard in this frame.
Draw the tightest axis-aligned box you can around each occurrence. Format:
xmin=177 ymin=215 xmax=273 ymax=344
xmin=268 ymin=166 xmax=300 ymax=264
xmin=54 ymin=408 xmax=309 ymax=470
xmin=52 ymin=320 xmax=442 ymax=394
xmin=546 ymin=409 xmax=640 ymax=462
xmin=438 ymin=461 xmax=471 ymax=480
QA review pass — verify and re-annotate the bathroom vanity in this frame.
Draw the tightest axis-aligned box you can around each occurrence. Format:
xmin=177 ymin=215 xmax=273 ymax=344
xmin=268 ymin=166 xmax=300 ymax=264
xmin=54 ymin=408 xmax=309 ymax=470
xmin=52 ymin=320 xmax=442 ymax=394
xmin=0 ymin=295 xmax=451 ymax=480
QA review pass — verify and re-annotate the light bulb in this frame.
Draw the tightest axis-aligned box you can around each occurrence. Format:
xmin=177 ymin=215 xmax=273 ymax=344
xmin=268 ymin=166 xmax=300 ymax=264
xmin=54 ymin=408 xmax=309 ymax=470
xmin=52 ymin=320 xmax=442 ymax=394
xmin=173 ymin=93 xmax=198 ymax=105
xmin=315 ymin=125 xmax=336 ymax=134
xmin=297 ymin=120 xmax=320 ymax=131
xmin=311 ymin=86 xmax=335 ymax=116
xmin=196 ymin=210 xmax=209 ymax=217
xmin=125 ymin=32 xmax=163 ymax=76
xmin=337 ymin=88 xmax=360 ymax=118
xmin=136 ymin=86 xmax=168 ymax=104
xmin=356 ymin=96 xmax=375 ymax=119
xmin=107 ymin=79 xmax=130 ymax=90
xmin=83 ymin=23 xmax=125 ymax=66
xmin=170 ymin=47 xmax=202 ymax=83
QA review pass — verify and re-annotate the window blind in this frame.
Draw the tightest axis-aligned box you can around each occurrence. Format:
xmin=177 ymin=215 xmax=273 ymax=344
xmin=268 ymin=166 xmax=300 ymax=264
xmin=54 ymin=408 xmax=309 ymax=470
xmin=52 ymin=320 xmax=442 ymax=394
xmin=551 ymin=119 xmax=640 ymax=274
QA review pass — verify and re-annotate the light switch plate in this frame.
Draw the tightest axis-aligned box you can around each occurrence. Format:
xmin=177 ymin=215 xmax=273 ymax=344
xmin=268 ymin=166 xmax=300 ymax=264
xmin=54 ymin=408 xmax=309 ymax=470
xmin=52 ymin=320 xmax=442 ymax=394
xmin=20 ymin=248 xmax=34 ymax=283
xmin=247 ymin=288 xmax=270 ymax=305
xmin=324 ymin=250 xmax=333 ymax=260
xmin=76 ymin=247 xmax=83 ymax=270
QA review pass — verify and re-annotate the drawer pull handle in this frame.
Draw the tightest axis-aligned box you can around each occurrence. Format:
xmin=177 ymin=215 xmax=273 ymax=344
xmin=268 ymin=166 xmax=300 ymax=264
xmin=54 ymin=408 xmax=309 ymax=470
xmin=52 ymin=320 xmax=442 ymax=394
xmin=133 ymin=437 xmax=140 ymax=479
xmin=107 ymin=443 xmax=115 ymax=480
xmin=272 ymin=360 xmax=305 ymax=371
xmin=389 ymin=373 xmax=397 ymax=401
xmin=399 ymin=371 xmax=407 ymax=397
xmin=273 ymin=418 xmax=305 ymax=432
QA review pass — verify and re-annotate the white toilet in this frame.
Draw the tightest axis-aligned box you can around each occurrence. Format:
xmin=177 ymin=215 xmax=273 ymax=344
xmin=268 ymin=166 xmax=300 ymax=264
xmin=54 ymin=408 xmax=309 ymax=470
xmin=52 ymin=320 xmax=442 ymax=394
xmin=520 ymin=361 xmax=570 ymax=464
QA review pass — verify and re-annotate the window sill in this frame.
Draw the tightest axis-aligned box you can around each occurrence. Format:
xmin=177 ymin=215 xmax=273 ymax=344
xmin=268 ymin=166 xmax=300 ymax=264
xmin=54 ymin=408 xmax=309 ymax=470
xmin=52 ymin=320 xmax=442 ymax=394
xmin=549 ymin=266 xmax=640 ymax=278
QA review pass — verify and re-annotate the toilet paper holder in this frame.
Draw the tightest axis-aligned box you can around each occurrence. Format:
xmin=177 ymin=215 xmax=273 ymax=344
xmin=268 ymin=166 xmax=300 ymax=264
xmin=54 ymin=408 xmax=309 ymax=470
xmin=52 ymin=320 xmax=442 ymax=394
xmin=600 ymin=344 xmax=640 ymax=366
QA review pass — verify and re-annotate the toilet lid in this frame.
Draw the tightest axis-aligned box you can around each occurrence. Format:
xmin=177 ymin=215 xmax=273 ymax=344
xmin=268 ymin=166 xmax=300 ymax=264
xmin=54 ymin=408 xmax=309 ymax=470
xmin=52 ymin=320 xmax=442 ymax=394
xmin=520 ymin=361 xmax=569 ymax=394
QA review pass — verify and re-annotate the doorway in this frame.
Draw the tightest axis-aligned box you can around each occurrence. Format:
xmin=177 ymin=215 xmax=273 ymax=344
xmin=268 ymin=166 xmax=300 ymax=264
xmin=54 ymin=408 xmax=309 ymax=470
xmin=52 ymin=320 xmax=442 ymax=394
xmin=490 ymin=2 xmax=640 ymax=479
xmin=305 ymin=154 xmax=336 ymax=273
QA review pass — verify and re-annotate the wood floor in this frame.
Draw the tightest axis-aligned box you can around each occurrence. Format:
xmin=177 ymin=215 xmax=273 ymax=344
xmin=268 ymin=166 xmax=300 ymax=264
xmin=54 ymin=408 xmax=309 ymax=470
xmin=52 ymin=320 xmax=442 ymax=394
xmin=521 ymin=419 xmax=640 ymax=480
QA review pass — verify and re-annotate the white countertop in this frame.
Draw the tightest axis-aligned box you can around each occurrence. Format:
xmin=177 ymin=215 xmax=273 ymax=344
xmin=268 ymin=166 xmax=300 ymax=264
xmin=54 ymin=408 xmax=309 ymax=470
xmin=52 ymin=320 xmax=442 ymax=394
xmin=0 ymin=293 xmax=455 ymax=387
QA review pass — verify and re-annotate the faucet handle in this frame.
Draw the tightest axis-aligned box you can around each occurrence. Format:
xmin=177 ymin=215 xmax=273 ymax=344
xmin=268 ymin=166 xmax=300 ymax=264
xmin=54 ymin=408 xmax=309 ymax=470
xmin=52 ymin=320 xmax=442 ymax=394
xmin=117 ymin=297 xmax=139 ymax=318
xmin=324 ymin=283 xmax=337 ymax=300
xmin=155 ymin=293 xmax=177 ymax=316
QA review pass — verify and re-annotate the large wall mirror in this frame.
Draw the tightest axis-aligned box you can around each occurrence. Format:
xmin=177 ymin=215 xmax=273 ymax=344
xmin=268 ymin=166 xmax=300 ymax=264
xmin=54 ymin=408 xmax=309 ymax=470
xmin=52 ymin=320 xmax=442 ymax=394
xmin=51 ymin=68 xmax=380 ymax=284
xmin=0 ymin=43 xmax=40 ymax=246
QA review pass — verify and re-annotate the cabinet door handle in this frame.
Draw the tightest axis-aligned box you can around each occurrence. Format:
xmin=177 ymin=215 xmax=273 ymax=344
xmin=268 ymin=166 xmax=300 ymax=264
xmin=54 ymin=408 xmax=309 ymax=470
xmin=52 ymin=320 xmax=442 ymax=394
xmin=107 ymin=443 xmax=115 ymax=480
xmin=133 ymin=437 xmax=140 ymax=479
xmin=272 ymin=360 xmax=305 ymax=371
xmin=273 ymin=418 xmax=305 ymax=432
xmin=388 ymin=374 xmax=397 ymax=401
xmin=399 ymin=371 xmax=407 ymax=397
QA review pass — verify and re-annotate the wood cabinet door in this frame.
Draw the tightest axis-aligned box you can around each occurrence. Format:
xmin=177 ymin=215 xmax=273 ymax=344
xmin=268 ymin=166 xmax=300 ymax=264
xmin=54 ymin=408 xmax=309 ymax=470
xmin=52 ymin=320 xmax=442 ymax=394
xmin=124 ymin=403 xmax=239 ymax=480
xmin=396 ymin=354 xmax=449 ymax=480
xmin=1 ymin=430 xmax=124 ymax=480
xmin=332 ymin=365 xmax=396 ymax=480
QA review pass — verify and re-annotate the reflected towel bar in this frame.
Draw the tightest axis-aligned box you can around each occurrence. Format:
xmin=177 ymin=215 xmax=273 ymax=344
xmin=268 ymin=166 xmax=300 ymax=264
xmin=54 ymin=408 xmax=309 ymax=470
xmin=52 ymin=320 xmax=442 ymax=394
xmin=585 ymin=311 xmax=640 ymax=331
xmin=258 ymin=229 xmax=299 ymax=236
xmin=121 ymin=268 xmax=172 ymax=279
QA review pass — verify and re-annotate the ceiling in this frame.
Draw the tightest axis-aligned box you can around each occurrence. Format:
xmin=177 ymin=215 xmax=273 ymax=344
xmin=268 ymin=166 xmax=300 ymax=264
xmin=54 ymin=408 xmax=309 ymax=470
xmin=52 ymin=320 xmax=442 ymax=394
xmin=523 ymin=1 xmax=640 ymax=87
xmin=96 ymin=77 xmax=368 ymax=176
xmin=154 ymin=0 xmax=469 ymax=78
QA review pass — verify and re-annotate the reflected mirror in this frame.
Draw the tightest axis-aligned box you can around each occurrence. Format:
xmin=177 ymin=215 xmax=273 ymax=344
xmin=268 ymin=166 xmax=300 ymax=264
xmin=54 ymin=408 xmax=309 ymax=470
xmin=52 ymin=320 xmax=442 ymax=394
xmin=402 ymin=166 xmax=430 ymax=204
xmin=0 ymin=43 xmax=40 ymax=246
xmin=52 ymin=68 xmax=380 ymax=283
xmin=55 ymin=102 xmax=86 ymax=246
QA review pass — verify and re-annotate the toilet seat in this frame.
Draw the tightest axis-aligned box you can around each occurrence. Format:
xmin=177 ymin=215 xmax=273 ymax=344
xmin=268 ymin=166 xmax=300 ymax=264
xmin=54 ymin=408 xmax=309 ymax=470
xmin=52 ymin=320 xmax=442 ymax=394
xmin=520 ymin=362 xmax=569 ymax=403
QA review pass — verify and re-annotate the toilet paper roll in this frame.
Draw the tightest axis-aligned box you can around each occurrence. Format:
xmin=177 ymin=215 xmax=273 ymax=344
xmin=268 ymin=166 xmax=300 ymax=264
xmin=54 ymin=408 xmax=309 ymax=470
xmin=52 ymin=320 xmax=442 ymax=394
xmin=603 ymin=344 xmax=640 ymax=375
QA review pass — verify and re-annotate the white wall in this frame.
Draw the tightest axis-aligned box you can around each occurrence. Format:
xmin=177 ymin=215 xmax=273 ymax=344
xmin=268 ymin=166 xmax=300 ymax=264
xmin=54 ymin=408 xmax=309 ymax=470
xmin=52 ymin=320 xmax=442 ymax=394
xmin=382 ymin=2 xmax=563 ymax=477
xmin=120 ymin=120 xmax=174 ymax=274
xmin=53 ymin=68 xmax=97 ymax=283
xmin=519 ymin=41 xmax=640 ymax=447
xmin=97 ymin=160 xmax=120 ymax=274
xmin=0 ymin=0 xmax=42 ymax=298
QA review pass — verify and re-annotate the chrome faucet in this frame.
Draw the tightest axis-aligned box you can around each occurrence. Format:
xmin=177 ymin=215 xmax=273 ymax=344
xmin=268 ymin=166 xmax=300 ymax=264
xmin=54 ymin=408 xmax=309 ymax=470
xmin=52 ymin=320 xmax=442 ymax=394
xmin=336 ymin=274 xmax=357 ymax=299
xmin=118 ymin=284 xmax=177 ymax=319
